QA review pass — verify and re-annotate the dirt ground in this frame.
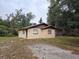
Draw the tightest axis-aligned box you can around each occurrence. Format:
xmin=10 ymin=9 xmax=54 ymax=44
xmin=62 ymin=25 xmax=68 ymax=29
xmin=28 ymin=44 xmax=79 ymax=59
xmin=0 ymin=40 xmax=37 ymax=59
xmin=0 ymin=38 xmax=79 ymax=59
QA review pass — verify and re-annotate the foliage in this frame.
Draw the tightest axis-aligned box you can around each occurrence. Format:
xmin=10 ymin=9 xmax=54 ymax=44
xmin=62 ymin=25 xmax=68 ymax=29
xmin=0 ymin=9 xmax=35 ymax=36
xmin=47 ymin=0 xmax=79 ymax=36
xmin=39 ymin=17 xmax=43 ymax=24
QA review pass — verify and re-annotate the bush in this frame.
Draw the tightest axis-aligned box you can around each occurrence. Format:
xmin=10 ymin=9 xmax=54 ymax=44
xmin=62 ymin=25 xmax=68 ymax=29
xmin=0 ymin=28 xmax=17 ymax=37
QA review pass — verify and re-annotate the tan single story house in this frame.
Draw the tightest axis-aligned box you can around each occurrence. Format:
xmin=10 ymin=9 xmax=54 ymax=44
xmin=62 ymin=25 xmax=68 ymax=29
xmin=18 ymin=23 xmax=61 ymax=39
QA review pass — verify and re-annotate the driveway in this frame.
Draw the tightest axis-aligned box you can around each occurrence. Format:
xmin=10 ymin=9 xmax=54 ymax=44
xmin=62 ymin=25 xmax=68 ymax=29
xmin=28 ymin=44 xmax=79 ymax=59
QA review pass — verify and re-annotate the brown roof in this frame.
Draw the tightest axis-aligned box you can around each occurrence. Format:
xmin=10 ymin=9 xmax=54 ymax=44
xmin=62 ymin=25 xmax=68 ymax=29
xmin=18 ymin=23 xmax=56 ymax=31
xmin=41 ymin=25 xmax=56 ymax=29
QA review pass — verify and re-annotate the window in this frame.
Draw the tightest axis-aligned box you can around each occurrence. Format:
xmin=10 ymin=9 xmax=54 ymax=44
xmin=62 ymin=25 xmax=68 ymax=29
xmin=33 ymin=29 xmax=38 ymax=34
xmin=48 ymin=30 xmax=52 ymax=34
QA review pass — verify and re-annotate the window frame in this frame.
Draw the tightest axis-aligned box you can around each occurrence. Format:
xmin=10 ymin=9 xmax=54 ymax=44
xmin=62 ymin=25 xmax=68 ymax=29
xmin=48 ymin=29 xmax=52 ymax=34
xmin=33 ymin=29 xmax=38 ymax=34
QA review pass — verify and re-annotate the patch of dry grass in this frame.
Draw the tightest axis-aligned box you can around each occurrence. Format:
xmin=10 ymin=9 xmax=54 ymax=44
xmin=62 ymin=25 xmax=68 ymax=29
xmin=0 ymin=38 xmax=38 ymax=59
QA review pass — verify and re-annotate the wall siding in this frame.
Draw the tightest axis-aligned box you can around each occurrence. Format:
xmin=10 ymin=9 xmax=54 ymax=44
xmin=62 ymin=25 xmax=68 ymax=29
xmin=18 ymin=28 xmax=56 ymax=39
xmin=18 ymin=30 xmax=26 ymax=38
xmin=41 ymin=29 xmax=55 ymax=38
xmin=27 ymin=28 xmax=55 ymax=39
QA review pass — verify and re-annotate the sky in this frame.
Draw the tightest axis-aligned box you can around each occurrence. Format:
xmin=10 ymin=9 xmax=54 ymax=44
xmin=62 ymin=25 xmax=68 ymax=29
xmin=0 ymin=0 xmax=50 ymax=23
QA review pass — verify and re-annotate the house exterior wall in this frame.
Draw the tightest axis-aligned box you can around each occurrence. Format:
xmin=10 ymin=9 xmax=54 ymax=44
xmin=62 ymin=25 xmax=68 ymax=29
xmin=27 ymin=28 xmax=55 ymax=39
xmin=41 ymin=29 xmax=55 ymax=39
xmin=18 ymin=30 xmax=27 ymax=38
xmin=18 ymin=28 xmax=56 ymax=39
xmin=27 ymin=28 xmax=42 ymax=39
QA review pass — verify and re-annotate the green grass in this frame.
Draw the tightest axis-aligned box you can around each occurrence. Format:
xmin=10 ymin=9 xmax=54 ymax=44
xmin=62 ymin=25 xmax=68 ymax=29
xmin=0 ymin=37 xmax=19 ymax=42
xmin=44 ymin=36 xmax=79 ymax=47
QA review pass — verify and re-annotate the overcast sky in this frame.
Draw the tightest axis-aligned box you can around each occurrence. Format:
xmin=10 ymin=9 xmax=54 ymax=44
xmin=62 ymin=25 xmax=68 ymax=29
xmin=0 ymin=0 xmax=49 ymax=23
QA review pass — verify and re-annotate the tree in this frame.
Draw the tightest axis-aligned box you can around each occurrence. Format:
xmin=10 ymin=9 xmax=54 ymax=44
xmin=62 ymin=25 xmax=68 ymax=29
xmin=0 ymin=9 xmax=35 ymax=36
xmin=10 ymin=9 xmax=35 ymax=28
xmin=8 ymin=9 xmax=35 ymax=36
xmin=25 ymin=12 xmax=35 ymax=26
xmin=47 ymin=0 xmax=79 ymax=36
xmin=47 ymin=0 xmax=62 ymax=26
xmin=39 ymin=17 xmax=43 ymax=24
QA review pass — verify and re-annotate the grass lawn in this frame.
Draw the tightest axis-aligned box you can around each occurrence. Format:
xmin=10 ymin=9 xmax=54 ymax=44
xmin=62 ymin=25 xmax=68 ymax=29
xmin=0 ymin=36 xmax=79 ymax=59
xmin=0 ymin=37 xmax=19 ymax=42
